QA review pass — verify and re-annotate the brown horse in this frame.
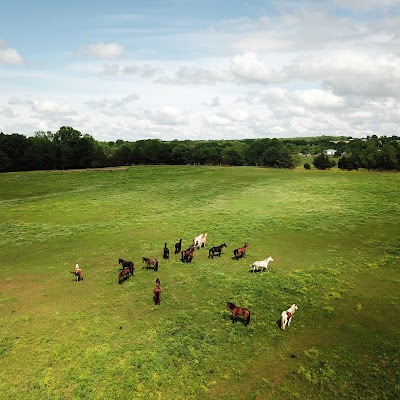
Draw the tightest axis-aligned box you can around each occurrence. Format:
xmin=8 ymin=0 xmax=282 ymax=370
xmin=142 ymin=257 xmax=159 ymax=272
xmin=226 ymin=302 xmax=251 ymax=326
xmin=71 ymin=270 xmax=83 ymax=282
xmin=233 ymin=243 xmax=248 ymax=260
xmin=181 ymin=245 xmax=195 ymax=263
xmin=153 ymin=278 xmax=161 ymax=305
xmin=118 ymin=268 xmax=131 ymax=284
xmin=119 ymin=258 xmax=135 ymax=274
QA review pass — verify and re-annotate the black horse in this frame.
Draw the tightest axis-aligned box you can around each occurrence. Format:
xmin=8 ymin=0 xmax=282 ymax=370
xmin=208 ymin=243 xmax=227 ymax=259
xmin=174 ymin=239 xmax=182 ymax=254
xmin=163 ymin=243 xmax=170 ymax=259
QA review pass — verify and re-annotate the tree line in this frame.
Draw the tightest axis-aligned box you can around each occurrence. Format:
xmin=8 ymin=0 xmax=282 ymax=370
xmin=0 ymin=126 xmax=399 ymax=172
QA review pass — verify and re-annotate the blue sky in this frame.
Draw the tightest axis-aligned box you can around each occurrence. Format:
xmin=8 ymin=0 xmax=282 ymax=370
xmin=1 ymin=0 xmax=399 ymax=141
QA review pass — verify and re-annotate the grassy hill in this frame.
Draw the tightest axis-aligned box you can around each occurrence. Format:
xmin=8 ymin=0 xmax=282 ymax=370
xmin=0 ymin=166 xmax=399 ymax=399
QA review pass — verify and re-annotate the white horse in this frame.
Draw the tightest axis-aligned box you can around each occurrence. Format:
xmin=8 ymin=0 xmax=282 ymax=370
xmin=193 ymin=233 xmax=205 ymax=249
xmin=281 ymin=304 xmax=298 ymax=331
xmin=251 ymin=256 xmax=274 ymax=273
xmin=199 ymin=233 xmax=207 ymax=248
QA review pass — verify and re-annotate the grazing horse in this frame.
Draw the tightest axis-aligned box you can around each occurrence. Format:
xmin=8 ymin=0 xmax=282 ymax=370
xmin=174 ymin=239 xmax=182 ymax=254
xmin=193 ymin=233 xmax=205 ymax=249
xmin=163 ymin=243 xmax=170 ymax=260
xmin=226 ymin=302 xmax=251 ymax=326
xmin=71 ymin=270 xmax=83 ymax=282
xmin=118 ymin=258 xmax=135 ymax=275
xmin=281 ymin=304 xmax=298 ymax=331
xmin=181 ymin=245 xmax=195 ymax=263
xmin=153 ymin=278 xmax=161 ymax=305
xmin=252 ymin=256 xmax=274 ymax=273
xmin=118 ymin=268 xmax=131 ymax=284
xmin=142 ymin=257 xmax=159 ymax=272
xmin=233 ymin=243 xmax=248 ymax=259
xmin=208 ymin=243 xmax=227 ymax=259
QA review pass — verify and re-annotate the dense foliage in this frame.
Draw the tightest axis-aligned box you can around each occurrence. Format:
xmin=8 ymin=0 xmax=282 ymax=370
xmin=0 ymin=127 xmax=399 ymax=172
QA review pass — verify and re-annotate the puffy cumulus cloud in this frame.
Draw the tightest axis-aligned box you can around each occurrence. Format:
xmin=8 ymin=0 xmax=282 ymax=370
xmin=0 ymin=106 xmax=19 ymax=118
xmin=285 ymin=51 xmax=400 ymax=98
xmin=31 ymin=99 xmax=76 ymax=116
xmin=202 ymin=96 xmax=222 ymax=107
xmin=230 ymin=52 xmax=286 ymax=84
xmin=157 ymin=65 xmax=231 ymax=85
xmin=8 ymin=97 xmax=21 ymax=105
xmin=143 ymin=106 xmax=189 ymax=126
xmin=77 ymin=42 xmax=124 ymax=60
xmin=0 ymin=39 xmax=25 ymax=65
xmin=292 ymin=89 xmax=346 ymax=109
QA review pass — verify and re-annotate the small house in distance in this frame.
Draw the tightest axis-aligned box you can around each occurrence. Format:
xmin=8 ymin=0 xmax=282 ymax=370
xmin=324 ymin=149 xmax=337 ymax=156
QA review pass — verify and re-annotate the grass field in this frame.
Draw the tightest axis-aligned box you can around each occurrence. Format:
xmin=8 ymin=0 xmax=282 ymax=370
xmin=0 ymin=165 xmax=399 ymax=400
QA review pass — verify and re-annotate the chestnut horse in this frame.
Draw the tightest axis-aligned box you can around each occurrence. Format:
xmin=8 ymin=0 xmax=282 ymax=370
xmin=142 ymin=257 xmax=159 ymax=272
xmin=153 ymin=278 xmax=161 ymax=305
xmin=181 ymin=245 xmax=195 ymax=263
xmin=226 ymin=302 xmax=251 ymax=326
xmin=233 ymin=243 xmax=248 ymax=259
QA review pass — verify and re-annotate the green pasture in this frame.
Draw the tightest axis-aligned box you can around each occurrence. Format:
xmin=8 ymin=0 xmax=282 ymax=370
xmin=0 ymin=166 xmax=399 ymax=399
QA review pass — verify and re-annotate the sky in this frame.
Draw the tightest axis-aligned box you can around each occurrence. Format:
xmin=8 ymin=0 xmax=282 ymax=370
xmin=0 ymin=0 xmax=399 ymax=142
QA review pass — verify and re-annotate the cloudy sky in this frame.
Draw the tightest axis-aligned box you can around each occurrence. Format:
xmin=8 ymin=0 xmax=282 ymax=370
xmin=1 ymin=0 xmax=399 ymax=142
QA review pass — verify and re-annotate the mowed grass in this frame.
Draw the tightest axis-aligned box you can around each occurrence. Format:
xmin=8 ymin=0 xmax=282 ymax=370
xmin=0 ymin=166 xmax=399 ymax=400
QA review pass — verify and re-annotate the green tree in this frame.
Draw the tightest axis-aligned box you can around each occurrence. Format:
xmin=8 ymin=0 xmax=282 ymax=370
xmin=313 ymin=153 xmax=336 ymax=170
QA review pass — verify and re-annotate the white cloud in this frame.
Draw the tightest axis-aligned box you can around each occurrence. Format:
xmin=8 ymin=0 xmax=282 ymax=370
xmin=230 ymin=52 xmax=286 ymax=84
xmin=0 ymin=39 xmax=25 ymax=65
xmin=31 ymin=99 xmax=76 ymax=116
xmin=77 ymin=42 xmax=124 ymax=60
xmin=0 ymin=106 xmax=19 ymax=118
xmin=144 ymin=106 xmax=189 ymax=126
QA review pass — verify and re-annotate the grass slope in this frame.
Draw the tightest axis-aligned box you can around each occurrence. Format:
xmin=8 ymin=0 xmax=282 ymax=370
xmin=0 ymin=166 xmax=399 ymax=399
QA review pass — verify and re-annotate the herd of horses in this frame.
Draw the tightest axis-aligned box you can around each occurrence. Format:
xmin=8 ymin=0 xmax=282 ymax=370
xmin=73 ymin=232 xmax=298 ymax=329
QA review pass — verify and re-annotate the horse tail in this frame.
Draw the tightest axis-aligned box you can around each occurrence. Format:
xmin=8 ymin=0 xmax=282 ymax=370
xmin=247 ymin=310 xmax=251 ymax=325
xmin=233 ymin=249 xmax=238 ymax=257
xmin=208 ymin=249 xmax=212 ymax=258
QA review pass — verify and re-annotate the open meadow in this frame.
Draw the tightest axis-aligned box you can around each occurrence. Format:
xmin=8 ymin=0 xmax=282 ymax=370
xmin=0 ymin=165 xmax=399 ymax=400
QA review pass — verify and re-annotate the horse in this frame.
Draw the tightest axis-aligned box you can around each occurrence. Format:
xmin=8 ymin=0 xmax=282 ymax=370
xmin=199 ymin=233 xmax=207 ymax=248
xmin=226 ymin=302 xmax=251 ymax=326
xmin=118 ymin=258 xmax=135 ymax=275
xmin=181 ymin=245 xmax=195 ymax=263
xmin=71 ymin=270 xmax=83 ymax=282
xmin=281 ymin=304 xmax=298 ymax=331
xmin=208 ymin=243 xmax=227 ymax=259
xmin=233 ymin=243 xmax=248 ymax=259
xmin=118 ymin=268 xmax=131 ymax=284
xmin=252 ymin=256 xmax=274 ymax=273
xmin=142 ymin=257 xmax=159 ymax=272
xmin=174 ymin=239 xmax=182 ymax=254
xmin=193 ymin=233 xmax=205 ymax=249
xmin=163 ymin=243 xmax=170 ymax=260
xmin=153 ymin=278 xmax=161 ymax=305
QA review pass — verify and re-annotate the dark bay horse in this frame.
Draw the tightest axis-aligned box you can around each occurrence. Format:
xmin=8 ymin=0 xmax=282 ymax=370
xmin=226 ymin=302 xmax=251 ymax=326
xmin=163 ymin=243 xmax=170 ymax=260
xmin=153 ymin=278 xmax=161 ymax=305
xmin=208 ymin=243 xmax=227 ymax=259
xmin=181 ymin=245 xmax=195 ymax=263
xmin=142 ymin=257 xmax=159 ymax=272
xmin=119 ymin=258 xmax=135 ymax=275
xmin=233 ymin=243 xmax=248 ymax=260
xmin=174 ymin=239 xmax=182 ymax=254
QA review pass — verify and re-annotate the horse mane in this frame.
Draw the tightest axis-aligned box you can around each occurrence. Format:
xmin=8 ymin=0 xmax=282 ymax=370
xmin=227 ymin=302 xmax=236 ymax=308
